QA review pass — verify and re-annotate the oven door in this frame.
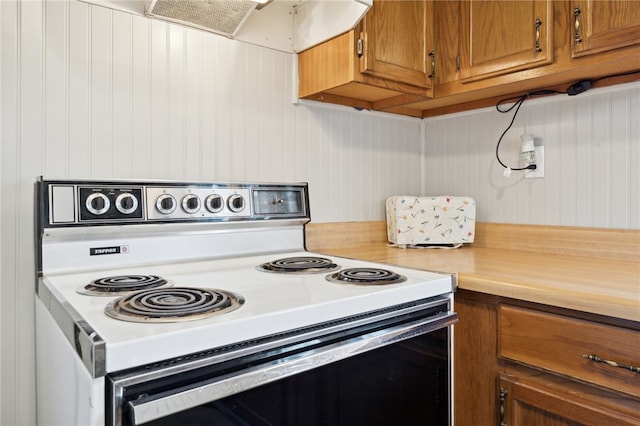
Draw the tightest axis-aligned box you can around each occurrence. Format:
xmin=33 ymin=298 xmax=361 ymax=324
xmin=107 ymin=296 xmax=457 ymax=426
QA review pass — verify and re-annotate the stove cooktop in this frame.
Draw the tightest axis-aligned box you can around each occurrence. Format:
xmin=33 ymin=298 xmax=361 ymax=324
xmin=39 ymin=251 xmax=453 ymax=373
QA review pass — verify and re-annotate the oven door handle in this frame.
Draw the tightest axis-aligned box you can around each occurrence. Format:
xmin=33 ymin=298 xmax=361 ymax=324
xmin=127 ymin=310 xmax=458 ymax=425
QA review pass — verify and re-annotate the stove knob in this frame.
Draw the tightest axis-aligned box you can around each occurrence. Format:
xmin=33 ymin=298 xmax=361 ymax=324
xmin=156 ymin=194 xmax=177 ymax=214
xmin=181 ymin=194 xmax=201 ymax=214
xmin=205 ymin=194 xmax=224 ymax=213
xmin=86 ymin=192 xmax=110 ymax=215
xmin=115 ymin=193 xmax=139 ymax=215
xmin=227 ymin=194 xmax=245 ymax=213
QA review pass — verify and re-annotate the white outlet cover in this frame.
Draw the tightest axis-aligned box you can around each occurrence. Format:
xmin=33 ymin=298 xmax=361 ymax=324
xmin=525 ymin=146 xmax=544 ymax=178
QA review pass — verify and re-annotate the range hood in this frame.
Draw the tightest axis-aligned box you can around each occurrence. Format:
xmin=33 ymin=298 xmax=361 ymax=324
xmin=78 ymin=0 xmax=372 ymax=53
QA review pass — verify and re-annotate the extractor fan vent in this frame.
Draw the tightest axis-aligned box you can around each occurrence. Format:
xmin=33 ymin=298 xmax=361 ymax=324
xmin=146 ymin=0 xmax=258 ymax=37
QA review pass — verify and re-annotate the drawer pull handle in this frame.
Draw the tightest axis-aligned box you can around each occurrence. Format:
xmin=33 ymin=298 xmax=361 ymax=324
xmin=583 ymin=354 xmax=640 ymax=373
xmin=499 ymin=387 xmax=508 ymax=426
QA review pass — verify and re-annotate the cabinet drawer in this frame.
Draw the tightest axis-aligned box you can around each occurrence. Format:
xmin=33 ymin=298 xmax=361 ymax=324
xmin=499 ymin=305 xmax=640 ymax=398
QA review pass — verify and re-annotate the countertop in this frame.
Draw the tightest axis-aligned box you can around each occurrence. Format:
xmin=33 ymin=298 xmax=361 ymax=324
xmin=305 ymin=222 xmax=640 ymax=323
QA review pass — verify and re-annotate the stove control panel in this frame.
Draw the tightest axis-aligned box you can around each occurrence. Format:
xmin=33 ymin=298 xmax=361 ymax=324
xmin=39 ymin=179 xmax=309 ymax=226
xmin=145 ymin=187 xmax=252 ymax=220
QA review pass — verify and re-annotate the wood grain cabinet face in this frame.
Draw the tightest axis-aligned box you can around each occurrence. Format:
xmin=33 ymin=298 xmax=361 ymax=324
xmin=572 ymin=0 xmax=640 ymax=57
xmin=297 ymin=0 xmax=433 ymax=115
xmin=459 ymin=0 xmax=553 ymax=82
xmin=498 ymin=374 xmax=640 ymax=426
xmin=360 ymin=0 xmax=434 ymax=89
xmin=298 ymin=0 xmax=640 ymax=117
xmin=498 ymin=304 xmax=640 ymax=399
xmin=455 ymin=291 xmax=640 ymax=426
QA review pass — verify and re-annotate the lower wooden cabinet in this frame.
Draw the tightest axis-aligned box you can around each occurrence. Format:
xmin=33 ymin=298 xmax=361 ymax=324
xmin=454 ymin=290 xmax=640 ymax=426
xmin=499 ymin=372 xmax=640 ymax=426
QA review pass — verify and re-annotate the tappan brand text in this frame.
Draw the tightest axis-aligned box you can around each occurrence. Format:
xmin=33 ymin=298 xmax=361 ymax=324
xmin=90 ymin=246 xmax=129 ymax=256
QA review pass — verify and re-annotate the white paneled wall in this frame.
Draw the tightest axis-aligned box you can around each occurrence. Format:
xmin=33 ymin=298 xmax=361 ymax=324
xmin=424 ymin=82 xmax=640 ymax=229
xmin=0 ymin=1 xmax=421 ymax=423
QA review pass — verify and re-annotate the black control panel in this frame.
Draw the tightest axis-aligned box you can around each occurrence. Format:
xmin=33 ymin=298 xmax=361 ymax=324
xmin=79 ymin=186 xmax=144 ymax=222
xmin=38 ymin=179 xmax=310 ymax=227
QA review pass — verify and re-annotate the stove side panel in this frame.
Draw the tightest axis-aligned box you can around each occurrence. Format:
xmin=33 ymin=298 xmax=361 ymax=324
xmin=35 ymin=299 xmax=104 ymax=425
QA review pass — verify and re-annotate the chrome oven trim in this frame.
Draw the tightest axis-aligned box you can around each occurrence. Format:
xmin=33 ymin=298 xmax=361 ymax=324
xmin=37 ymin=277 xmax=106 ymax=378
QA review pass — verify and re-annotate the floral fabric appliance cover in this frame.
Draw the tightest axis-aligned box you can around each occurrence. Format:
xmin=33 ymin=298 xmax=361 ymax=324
xmin=386 ymin=196 xmax=476 ymax=247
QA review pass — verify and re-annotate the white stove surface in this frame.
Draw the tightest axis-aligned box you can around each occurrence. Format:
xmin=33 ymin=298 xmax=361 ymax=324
xmin=41 ymin=251 xmax=453 ymax=373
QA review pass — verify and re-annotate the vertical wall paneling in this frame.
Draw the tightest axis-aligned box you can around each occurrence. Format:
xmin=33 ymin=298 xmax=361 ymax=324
xmin=130 ymin=14 xmax=152 ymax=179
xmin=1 ymin=2 xmax=426 ymax=422
xmin=112 ymin=11 xmax=133 ymax=177
xmin=68 ymin=0 xmax=90 ymax=176
xmin=591 ymin=95 xmax=611 ymax=227
xmin=557 ymin=98 xmax=576 ymax=225
xmin=424 ymin=82 xmax=640 ymax=228
xmin=0 ymin=1 xmax=20 ymax=424
xmin=184 ymin=29 xmax=202 ymax=181
xmin=575 ymin=94 xmax=595 ymax=226
xmin=610 ymin=90 xmax=631 ymax=228
xmin=90 ymin=6 xmax=112 ymax=176
xmin=44 ymin=0 xmax=67 ymax=176
xmin=199 ymin=34 xmax=218 ymax=180
xmin=167 ymin=24 xmax=185 ymax=179
xmin=213 ymin=39 xmax=232 ymax=179
xmin=150 ymin=19 xmax=169 ymax=178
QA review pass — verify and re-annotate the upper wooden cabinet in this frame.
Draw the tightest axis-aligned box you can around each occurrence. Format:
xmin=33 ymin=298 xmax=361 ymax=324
xmin=459 ymin=0 xmax=553 ymax=82
xmin=360 ymin=1 xmax=434 ymax=88
xmin=297 ymin=0 xmax=433 ymax=116
xmin=572 ymin=0 xmax=640 ymax=57
xmin=297 ymin=0 xmax=640 ymax=117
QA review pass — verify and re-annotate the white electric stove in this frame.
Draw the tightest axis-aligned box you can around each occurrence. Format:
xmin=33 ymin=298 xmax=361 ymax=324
xmin=35 ymin=178 xmax=456 ymax=426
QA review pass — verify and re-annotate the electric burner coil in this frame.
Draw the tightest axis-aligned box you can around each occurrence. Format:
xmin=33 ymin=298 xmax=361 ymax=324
xmin=77 ymin=274 xmax=173 ymax=296
xmin=257 ymin=256 xmax=340 ymax=274
xmin=325 ymin=268 xmax=407 ymax=285
xmin=105 ymin=287 xmax=244 ymax=323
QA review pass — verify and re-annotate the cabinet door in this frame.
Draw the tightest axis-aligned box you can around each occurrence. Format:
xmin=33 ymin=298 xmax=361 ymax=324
xmin=572 ymin=0 xmax=640 ymax=57
xmin=499 ymin=374 xmax=640 ymax=426
xmin=459 ymin=0 xmax=553 ymax=82
xmin=360 ymin=0 xmax=434 ymax=89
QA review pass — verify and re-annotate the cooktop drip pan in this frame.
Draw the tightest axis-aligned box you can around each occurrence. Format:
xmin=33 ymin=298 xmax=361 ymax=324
xmin=257 ymin=256 xmax=340 ymax=274
xmin=77 ymin=274 xmax=173 ymax=296
xmin=325 ymin=268 xmax=407 ymax=285
xmin=105 ymin=287 xmax=244 ymax=323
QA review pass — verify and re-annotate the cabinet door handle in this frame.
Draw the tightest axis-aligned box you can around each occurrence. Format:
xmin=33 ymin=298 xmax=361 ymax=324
xmin=534 ymin=18 xmax=542 ymax=53
xmin=499 ymin=387 xmax=508 ymax=426
xmin=356 ymin=37 xmax=364 ymax=57
xmin=583 ymin=354 xmax=640 ymax=373
xmin=574 ymin=6 xmax=582 ymax=45
xmin=428 ymin=50 xmax=436 ymax=79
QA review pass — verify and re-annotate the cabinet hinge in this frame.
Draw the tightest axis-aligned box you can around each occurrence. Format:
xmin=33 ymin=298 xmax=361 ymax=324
xmin=456 ymin=54 xmax=461 ymax=71
xmin=357 ymin=38 xmax=364 ymax=57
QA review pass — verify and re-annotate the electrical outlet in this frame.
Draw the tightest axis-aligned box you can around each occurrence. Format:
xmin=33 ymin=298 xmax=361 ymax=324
xmin=525 ymin=146 xmax=544 ymax=178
